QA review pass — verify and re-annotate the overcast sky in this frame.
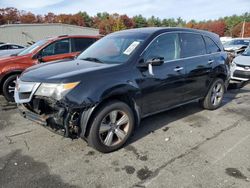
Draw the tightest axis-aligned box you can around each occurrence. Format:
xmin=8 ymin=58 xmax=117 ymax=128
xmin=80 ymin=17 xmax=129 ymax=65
xmin=1 ymin=0 xmax=249 ymax=21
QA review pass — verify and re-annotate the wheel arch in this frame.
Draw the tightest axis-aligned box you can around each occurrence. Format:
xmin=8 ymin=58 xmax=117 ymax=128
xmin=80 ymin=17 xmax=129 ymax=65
xmin=0 ymin=70 xmax=22 ymax=94
xmin=80 ymin=92 xmax=141 ymax=139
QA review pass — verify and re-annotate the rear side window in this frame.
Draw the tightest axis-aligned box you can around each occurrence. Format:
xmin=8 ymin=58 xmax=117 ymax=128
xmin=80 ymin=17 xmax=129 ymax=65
xmin=204 ymin=36 xmax=220 ymax=54
xmin=144 ymin=33 xmax=180 ymax=61
xmin=72 ymin=38 xmax=97 ymax=52
xmin=180 ymin=33 xmax=206 ymax=58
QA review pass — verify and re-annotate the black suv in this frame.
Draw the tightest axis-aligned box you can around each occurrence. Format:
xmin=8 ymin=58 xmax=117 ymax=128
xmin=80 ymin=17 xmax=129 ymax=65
xmin=15 ymin=28 xmax=230 ymax=152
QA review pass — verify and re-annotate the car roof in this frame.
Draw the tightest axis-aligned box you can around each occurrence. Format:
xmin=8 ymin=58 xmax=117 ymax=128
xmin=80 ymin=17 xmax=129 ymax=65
xmin=113 ymin=27 xmax=218 ymax=38
xmin=50 ymin=35 xmax=100 ymax=41
xmin=0 ymin=43 xmax=24 ymax=47
xmin=231 ymin=38 xmax=250 ymax=41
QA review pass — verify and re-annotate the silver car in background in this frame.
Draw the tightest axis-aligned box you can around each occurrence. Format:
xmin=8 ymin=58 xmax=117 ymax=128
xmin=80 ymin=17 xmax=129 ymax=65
xmin=224 ymin=38 xmax=250 ymax=54
xmin=230 ymin=46 xmax=250 ymax=87
xmin=0 ymin=43 xmax=25 ymax=57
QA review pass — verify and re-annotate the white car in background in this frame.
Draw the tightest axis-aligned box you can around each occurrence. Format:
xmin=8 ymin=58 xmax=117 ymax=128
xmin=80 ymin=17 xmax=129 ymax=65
xmin=230 ymin=46 xmax=250 ymax=87
xmin=224 ymin=38 xmax=250 ymax=54
xmin=0 ymin=43 xmax=25 ymax=57
xmin=220 ymin=37 xmax=232 ymax=44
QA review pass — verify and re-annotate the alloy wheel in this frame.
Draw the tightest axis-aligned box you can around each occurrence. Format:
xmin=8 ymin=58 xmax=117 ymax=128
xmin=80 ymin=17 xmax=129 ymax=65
xmin=211 ymin=82 xmax=224 ymax=106
xmin=7 ymin=80 xmax=16 ymax=97
xmin=99 ymin=110 xmax=130 ymax=147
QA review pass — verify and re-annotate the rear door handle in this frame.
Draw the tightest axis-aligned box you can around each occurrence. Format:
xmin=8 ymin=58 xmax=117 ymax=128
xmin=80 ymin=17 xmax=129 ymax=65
xmin=208 ymin=60 xmax=214 ymax=65
xmin=174 ymin=67 xmax=184 ymax=72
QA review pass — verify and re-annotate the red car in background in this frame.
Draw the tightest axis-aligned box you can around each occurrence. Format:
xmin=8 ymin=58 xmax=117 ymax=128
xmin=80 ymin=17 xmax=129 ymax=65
xmin=0 ymin=35 xmax=99 ymax=102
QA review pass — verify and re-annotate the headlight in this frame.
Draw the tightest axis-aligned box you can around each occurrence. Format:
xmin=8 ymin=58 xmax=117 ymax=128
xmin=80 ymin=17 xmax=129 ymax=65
xmin=35 ymin=82 xmax=79 ymax=100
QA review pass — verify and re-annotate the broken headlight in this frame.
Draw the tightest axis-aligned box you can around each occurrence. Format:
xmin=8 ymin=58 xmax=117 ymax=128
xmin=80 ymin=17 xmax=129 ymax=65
xmin=35 ymin=82 xmax=79 ymax=100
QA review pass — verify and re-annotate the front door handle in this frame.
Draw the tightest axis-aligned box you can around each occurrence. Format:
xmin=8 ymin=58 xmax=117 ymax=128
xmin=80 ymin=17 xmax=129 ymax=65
xmin=174 ymin=67 xmax=184 ymax=72
xmin=208 ymin=60 xmax=214 ymax=65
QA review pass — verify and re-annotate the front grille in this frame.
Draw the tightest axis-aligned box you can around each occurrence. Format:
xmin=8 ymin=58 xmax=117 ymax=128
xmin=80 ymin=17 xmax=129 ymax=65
xmin=15 ymin=80 xmax=40 ymax=103
xmin=233 ymin=70 xmax=250 ymax=79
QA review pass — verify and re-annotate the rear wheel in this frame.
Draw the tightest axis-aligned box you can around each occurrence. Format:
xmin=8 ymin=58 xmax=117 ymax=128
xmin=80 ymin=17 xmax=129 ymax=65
xmin=87 ymin=100 xmax=135 ymax=153
xmin=2 ymin=74 xmax=19 ymax=102
xmin=201 ymin=78 xmax=225 ymax=110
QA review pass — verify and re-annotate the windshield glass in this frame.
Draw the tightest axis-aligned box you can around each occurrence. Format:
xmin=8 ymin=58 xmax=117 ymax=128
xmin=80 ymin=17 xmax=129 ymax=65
xmin=242 ymin=47 xmax=250 ymax=56
xmin=224 ymin=39 xmax=249 ymax=46
xmin=77 ymin=33 xmax=148 ymax=64
xmin=18 ymin=39 xmax=49 ymax=56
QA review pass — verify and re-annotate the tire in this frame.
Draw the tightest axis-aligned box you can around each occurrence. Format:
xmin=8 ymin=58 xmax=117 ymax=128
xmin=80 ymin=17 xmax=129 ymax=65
xmin=2 ymin=74 xmax=19 ymax=102
xmin=201 ymin=78 xmax=225 ymax=110
xmin=87 ymin=100 xmax=135 ymax=153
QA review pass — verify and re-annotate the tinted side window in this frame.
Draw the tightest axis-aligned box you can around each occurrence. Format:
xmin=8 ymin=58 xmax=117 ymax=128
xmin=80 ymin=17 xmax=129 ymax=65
xmin=180 ymin=33 xmax=206 ymax=58
xmin=0 ymin=45 xmax=8 ymax=50
xmin=72 ymin=38 xmax=96 ymax=52
xmin=204 ymin=36 xmax=220 ymax=54
xmin=41 ymin=39 xmax=70 ymax=57
xmin=144 ymin=33 xmax=180 ymax=61
xmin=11 ymin=45 xmax=22 ymax=49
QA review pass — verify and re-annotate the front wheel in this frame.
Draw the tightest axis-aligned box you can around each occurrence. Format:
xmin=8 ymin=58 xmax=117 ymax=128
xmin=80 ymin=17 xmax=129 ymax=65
xmin=87 ymin=100 xmax=135 ymax=153
xmin=2 ymin=74 xmax=19 ymax=102
xmin=201 ymin=78 xmax=225 ymax=110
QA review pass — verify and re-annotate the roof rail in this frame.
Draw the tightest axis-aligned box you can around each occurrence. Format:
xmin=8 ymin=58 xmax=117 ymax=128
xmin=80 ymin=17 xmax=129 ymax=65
xmin=58 ymin=35 xmax=69 ymax=38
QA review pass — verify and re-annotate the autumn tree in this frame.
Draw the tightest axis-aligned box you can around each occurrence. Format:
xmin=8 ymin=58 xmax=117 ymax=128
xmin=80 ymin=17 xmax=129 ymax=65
xmin=44 ymin=12 xmax=56 ymax=23
xmin=20 ymin=11 xmax=36 ymax=23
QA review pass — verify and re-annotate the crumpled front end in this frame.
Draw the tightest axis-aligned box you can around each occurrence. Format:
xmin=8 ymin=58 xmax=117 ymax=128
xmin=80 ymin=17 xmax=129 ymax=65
xmin=15 ymin=79 xmax=91 ymax=138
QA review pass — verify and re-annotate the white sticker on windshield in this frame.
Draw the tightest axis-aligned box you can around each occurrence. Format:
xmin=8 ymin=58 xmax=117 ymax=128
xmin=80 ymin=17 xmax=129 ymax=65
xmin=123 ymin=41 xmax=140 ymax=55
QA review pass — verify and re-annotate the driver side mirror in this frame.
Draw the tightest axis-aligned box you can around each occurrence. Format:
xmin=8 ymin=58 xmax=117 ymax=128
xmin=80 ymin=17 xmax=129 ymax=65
xmin=137 ymin=57 xmax=164 ymax=76
xmin=33 ymin=53 xmax=44 ymax=63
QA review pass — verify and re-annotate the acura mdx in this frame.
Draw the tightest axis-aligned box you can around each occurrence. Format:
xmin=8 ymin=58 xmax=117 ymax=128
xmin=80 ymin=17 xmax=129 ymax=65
xmin=15 ymin=28 xmax=230 ymax=152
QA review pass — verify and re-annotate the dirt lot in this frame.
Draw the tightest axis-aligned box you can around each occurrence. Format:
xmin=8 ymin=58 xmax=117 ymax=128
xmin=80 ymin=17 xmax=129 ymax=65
xmin=0 ymin=85 xmax=250 ymax=188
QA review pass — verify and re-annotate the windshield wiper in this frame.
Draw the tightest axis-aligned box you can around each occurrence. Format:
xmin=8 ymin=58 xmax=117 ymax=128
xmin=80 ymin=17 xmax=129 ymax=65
xmin=80 ymin=57 xmax=104 ymax=64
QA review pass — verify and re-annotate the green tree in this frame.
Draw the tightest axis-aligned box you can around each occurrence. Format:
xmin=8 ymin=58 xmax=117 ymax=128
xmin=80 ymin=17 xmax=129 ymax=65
xmin=133 ymin=15 xmax=147 ymax=28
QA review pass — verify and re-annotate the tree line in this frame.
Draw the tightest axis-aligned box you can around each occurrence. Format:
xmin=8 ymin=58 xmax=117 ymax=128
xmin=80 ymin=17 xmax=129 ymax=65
xmin=0 ymin=7 xmax=249 ymax=37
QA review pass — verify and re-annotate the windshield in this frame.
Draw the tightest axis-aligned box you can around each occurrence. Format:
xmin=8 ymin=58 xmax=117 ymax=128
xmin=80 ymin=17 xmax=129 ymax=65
xmin=77 ymin=33 xmax=148 ymax=64
xmin=224 ymin=39 xmax=249 ymax=46
xmin=18 ymin=39 xmax=49 ymax=56
xmin=242 ymin=47 xmax=250 ymax=56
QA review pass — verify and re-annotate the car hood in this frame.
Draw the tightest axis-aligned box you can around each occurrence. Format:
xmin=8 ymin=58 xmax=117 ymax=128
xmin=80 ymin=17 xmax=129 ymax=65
xmin=0 ymin=54 xmax=28 ymax=65
xmin=21 ymin=59 xmax=116 ymax=83
xmin=234 ymin=55 xmax=250 ymax=66
xmin=224 ymin=45 xmax=246 ymax=51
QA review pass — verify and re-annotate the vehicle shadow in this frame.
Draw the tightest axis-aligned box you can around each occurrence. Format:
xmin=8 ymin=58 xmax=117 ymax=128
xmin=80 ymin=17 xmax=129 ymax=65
xmin=127 ymin=84 xmax=250 ymax=146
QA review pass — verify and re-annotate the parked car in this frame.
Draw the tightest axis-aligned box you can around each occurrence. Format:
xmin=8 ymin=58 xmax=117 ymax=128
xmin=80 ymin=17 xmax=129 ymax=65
xmin=0 ymin=35 xmax=99 ymax=102
xmin=223 ymin=38 xmax=250 ymax=54
xmin=15 ymin=28 xmax=230 ymax=153
xmin=0 ymin=48 xmax=26 ymax=57
xmin=0 ymin=43 xmax=24 ymax=50
xmin=220 ymin=37 xmax=232 ymax=44
xmin=230 ymin=46 xmax=250 ymax=87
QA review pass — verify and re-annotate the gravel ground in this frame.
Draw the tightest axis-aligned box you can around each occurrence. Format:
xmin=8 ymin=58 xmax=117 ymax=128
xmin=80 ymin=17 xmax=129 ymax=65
xmin=0 ymin=85 xmax=250 ymax=188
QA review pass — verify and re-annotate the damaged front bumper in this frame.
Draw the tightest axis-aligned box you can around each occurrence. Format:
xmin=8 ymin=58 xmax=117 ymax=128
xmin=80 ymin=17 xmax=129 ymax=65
xmin=15 ymin=80 xmax=96 ymax=138
xmin=17 ymin=97 xmax=81 ymax=138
